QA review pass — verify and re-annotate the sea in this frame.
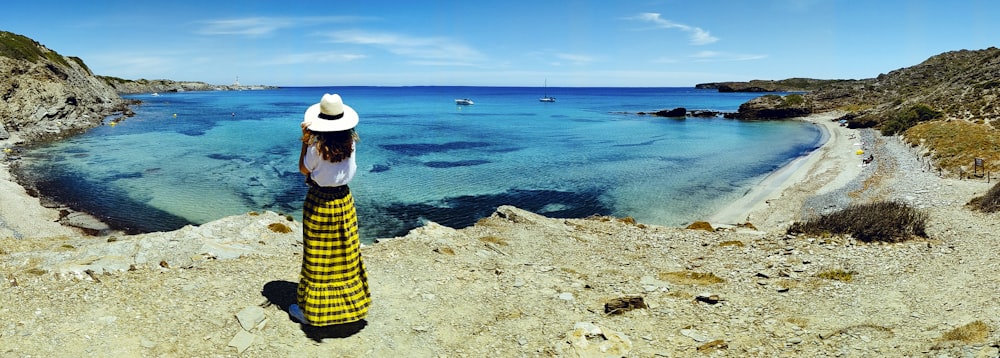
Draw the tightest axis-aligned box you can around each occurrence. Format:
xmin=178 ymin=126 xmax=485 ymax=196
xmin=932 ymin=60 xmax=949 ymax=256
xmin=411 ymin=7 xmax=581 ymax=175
xmin=14 ymin=86 xmax=824 ymax=242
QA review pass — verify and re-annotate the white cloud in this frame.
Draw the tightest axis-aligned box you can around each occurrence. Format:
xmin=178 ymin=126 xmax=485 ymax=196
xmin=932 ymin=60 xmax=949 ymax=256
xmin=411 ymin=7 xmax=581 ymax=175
xmin=689 ymin=51 xmax=767 ymax=62
xmin=262 ymin=52 xmax=367 ymax=65
xmin=198 ymin=17 xmax=296 ymax=36
xmin=628 ymin=13 xmax=719 ymax=45
xmin=198 ymin=16 xmax=365 ymax=37
xmin=322 ymin=30 xmax=486 ymax=64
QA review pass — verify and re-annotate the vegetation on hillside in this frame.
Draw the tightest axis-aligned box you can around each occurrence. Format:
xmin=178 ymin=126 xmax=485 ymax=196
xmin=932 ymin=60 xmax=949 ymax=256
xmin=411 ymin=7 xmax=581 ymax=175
xmin=787 ymin=201 xmax=928 ymax=243
xmin=0 ymin=31 xmax=71 ymax=68
xmin=880 ymin=104 xmax=944 ymax=135
xmin=696 ymin=78 xmax=855 ymax=92
xmin=904 ymin=120 xmax=1000 ymax=176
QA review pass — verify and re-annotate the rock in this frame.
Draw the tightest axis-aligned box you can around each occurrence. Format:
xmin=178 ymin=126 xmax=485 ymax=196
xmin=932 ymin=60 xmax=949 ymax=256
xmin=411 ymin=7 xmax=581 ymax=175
xmin=653 ymin=107 xmax=687 ymax=118
xmin=730 ymin=94 xmax=812 ymax=120
xmin=604 ymin=296 xmax=647 ymax=314
xmin=680 ymin=328 xmax=712 ymax=342
xmin=695 ymin=293 xmax=722 ymax=304
xmin=227 ymin=330 xmax=255 ymax=353
xmin=59 ymin=211 xmax=111 ymax=236
xmin=558 ymin=323 xmax=632 ymax=357
xmin=235 ymin=306 xmax=266 ymax=331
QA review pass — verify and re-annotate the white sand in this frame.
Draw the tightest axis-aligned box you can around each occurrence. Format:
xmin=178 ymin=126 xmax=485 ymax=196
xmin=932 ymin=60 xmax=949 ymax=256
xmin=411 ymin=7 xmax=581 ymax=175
xmin=708 ymin=111 xmax=861 ymax=230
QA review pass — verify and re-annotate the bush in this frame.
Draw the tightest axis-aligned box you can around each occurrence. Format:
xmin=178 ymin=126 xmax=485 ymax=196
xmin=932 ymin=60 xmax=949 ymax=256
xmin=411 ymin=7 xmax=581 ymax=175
xmin=881 ymin=104 xmax=943 ymax=135
xmin=969 ymin=181 xmax=1000 ymax=213
xmin=787 ymin=201 xmax=928 ymax=242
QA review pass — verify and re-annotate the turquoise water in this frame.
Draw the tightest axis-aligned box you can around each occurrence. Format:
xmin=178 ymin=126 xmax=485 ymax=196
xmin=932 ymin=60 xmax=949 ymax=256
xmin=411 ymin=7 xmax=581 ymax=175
xmin=16 ymin=87 xmax=823 ymax=241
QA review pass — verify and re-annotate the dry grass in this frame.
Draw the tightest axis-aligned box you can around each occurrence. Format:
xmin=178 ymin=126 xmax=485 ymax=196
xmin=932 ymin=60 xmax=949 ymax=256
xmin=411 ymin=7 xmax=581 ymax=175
xmin=815 ymin=269 xmax=856 ymax=282
xmin=658 ymin=270 xmax=725 ymax=285
xmin=685 ymin=221 xmax=714 ymax=231
xmin=478 ymin=236 xmax=509 ymax=246
xmin=788 ymin=201 xmax=928 ymax=242
xmin=939 ymin=320 xmax=992 ymax=343
xmin=968 ymin=181 xmax=1000 ymax=213
xmin=267 ymin=222 xmax=292 ymax=234
xmin=822 ymin=324 xmax=894 ymax=340
xmin=905 ymin=120 xmax=1000 ymax=176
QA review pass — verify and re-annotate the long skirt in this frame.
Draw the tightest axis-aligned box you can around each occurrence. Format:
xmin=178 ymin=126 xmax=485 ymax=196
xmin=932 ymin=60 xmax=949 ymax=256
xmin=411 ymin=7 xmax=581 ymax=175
xmin=298 ymin=184 xmax=370 ymax=326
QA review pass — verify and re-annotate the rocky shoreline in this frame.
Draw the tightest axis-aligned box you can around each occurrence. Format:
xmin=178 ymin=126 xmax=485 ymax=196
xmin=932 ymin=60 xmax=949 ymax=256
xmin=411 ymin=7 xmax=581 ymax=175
xmin=3 ymin=112 xmax=998 ymax=356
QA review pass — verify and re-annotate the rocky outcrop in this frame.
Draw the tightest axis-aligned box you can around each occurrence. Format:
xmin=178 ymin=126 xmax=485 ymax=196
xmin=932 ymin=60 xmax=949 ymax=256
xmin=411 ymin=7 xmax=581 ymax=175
xmin=652 ymin=107 xmax=687 ymax=117
xmin=729 ymin=94 xmax=812 ymax=120
xmin=1 ymin=31 xmax=128 ymax=143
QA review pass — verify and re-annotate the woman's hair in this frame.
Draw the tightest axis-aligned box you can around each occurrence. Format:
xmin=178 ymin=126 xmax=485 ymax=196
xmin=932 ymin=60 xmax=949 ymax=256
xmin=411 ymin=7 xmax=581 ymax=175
xmin=302 ymin=128 xmax=359 ymax=163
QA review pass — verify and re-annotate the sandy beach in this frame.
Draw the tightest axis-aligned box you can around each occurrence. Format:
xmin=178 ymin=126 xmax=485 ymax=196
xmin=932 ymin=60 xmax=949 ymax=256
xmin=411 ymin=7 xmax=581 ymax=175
xmin=2 ymin=112 xmax=998 ymax=356
xmin=709 ymin=111 xmax=860 ymax=230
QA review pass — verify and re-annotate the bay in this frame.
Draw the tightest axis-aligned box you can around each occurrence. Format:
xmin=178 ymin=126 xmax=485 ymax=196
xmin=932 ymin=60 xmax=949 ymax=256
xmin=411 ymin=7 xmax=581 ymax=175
xmin=16 ymin=86 xmax=822 ymax=242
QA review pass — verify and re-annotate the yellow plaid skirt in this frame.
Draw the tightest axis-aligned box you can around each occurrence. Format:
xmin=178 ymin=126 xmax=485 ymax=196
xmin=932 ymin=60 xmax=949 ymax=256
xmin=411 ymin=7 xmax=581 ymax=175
xmin=298 ymin=184 xmax=370 ymax=326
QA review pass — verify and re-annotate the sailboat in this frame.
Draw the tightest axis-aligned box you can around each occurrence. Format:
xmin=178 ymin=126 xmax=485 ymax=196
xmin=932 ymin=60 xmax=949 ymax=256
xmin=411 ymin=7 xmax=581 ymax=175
xmin=539 ymin=79 xmax=556 ymax=102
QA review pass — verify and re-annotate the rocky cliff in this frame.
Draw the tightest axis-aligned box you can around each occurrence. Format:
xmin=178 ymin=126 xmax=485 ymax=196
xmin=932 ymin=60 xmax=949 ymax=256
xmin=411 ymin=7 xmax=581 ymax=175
xmin=0 ymin=31 xmax=129 ymax=143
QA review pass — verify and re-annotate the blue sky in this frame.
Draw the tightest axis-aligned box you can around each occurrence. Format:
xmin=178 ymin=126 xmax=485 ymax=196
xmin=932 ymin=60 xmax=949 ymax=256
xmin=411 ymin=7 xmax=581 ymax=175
xmin=2 ymin=0 xmax=996 ymax=87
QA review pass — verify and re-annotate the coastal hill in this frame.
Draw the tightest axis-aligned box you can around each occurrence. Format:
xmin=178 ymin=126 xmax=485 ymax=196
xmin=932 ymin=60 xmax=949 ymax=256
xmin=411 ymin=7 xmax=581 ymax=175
xmin=0 ymin=30 xmax=272 ymax=143
xmin=696 ymin=78 xmax=850 ymax=92
xmin=0 ymin=31 xmax=128 ymax=142
xmin=726 ymin=47 xmax=1000 ymax=176
xmin=100 ymin=76 xmax=277 ymax=94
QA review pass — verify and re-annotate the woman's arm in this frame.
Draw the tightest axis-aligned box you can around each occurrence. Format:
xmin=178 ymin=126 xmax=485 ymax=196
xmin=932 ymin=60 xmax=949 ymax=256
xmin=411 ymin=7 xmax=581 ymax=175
xmin=298 ymin=122 xmax=311 ymax=175
xmin=298 ymin=142 xmax=310 ymax=175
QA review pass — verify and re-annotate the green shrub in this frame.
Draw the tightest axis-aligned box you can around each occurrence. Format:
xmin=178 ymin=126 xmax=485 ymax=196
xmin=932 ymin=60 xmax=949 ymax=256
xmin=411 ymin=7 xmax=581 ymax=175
xmin=788 ymin=201 xmax=928 ymax=242
xmin=881 ymin=104 xmax=943 ymax=135
xmin=969 ymin=181 xmax=1000 ymax=213
xmin=0 ymin=31 xmax=70 ymax=67
xmin=779 ymin=94 xmax=806 ymax=108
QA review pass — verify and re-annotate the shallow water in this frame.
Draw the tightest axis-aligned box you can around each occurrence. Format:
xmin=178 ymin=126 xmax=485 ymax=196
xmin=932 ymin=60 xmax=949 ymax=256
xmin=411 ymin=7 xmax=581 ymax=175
xmin=16 ymin=87 xmax=822 ymax=242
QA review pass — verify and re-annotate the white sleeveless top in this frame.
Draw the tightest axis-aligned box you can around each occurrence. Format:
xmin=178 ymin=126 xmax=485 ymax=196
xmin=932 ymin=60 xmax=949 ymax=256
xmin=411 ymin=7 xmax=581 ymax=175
xmin=303 ymin=144 xmax=356 ymax=187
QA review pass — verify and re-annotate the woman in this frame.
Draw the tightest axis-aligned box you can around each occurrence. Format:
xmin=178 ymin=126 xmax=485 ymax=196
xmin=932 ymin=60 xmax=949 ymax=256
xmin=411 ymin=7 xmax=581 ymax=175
xmin=288 ymin=93 xmax=370 ymax=326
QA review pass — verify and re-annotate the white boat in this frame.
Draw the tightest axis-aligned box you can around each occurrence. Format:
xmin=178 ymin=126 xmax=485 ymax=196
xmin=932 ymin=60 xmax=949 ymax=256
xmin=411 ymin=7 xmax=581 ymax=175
xmin=151 ymin=92 xmax=160 ymax=97
xmin=539 ymin=79 xmax=555 ymax=102
xmin=455 ymin=98 xmax=474 ymax=105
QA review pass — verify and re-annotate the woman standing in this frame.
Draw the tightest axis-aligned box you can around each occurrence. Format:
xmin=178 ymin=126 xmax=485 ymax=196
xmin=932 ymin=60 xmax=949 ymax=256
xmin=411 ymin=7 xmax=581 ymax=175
xmin=289 ymin=93 xmax=370 ymax=326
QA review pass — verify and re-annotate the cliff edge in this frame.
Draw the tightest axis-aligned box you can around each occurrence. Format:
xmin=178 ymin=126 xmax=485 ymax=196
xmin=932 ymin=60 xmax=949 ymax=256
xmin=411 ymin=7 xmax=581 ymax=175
xmin=0 ymin=31 xmax=129 ymax=143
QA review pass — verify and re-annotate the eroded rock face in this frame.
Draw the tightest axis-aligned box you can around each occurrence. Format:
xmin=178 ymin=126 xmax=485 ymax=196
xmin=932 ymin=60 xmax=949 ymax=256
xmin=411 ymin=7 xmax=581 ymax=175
xmin=1 ymin=34 xmax=127 ymax=143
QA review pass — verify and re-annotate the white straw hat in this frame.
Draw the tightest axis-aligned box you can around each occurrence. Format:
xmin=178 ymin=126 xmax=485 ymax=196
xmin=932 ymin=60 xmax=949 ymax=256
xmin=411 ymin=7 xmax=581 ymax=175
xmin=303 ymin=93 xmax=359 ymax=132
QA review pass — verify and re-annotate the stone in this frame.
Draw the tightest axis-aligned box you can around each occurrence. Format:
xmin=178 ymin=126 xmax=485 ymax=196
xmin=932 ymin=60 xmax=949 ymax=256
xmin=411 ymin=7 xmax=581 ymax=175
xmin=680 ymin=328 xmax=712 ymax=342
xmin=235 ymin=306 xmax=266 ymax=331
xmin=560 ymin=323 xmax=632 ymax=357
xmin=227 ymin=330 xmax=255 ymax=353
xmin=60 ymin=211 xmax=111 ymax=236
xmin=695 ymin=293 xmax=722 ymax=304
